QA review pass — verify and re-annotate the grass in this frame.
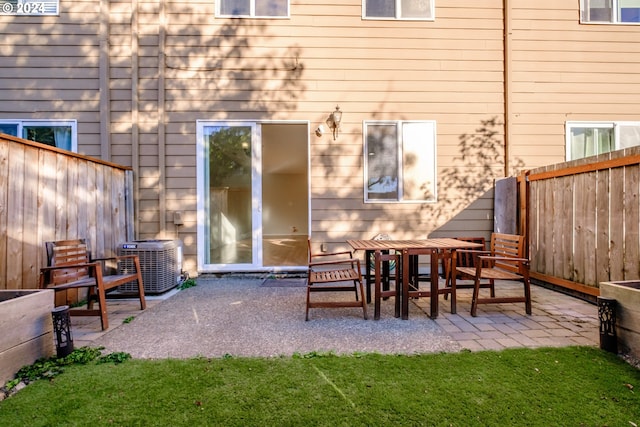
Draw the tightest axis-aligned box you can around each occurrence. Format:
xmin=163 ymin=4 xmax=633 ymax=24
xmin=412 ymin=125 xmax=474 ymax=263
xmin=1 ymin=346 xmax=639 ymax=426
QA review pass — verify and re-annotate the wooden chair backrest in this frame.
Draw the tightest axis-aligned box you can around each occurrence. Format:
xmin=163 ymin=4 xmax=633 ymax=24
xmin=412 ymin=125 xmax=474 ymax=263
xmin=490 ymin=233 xmax=525 ymax=274
xmin=45 ymin=239 xmax=92 ymax=285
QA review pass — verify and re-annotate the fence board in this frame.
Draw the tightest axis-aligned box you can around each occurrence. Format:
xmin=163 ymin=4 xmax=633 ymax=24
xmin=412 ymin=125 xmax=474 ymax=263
xmin=0 ymin=134 xmax=133 ymax=291
xmin=560 ymin=175 xmax=573 ymax=281
xmin=22 ymin=146 xmax=39 ymax=287
xmin=609 ymin=167 xmax=624 ymax=282
xmin=7 ymin=144 xmax=25 ymax=289
xmin=543 ymin=177 xmax=555 ymax=275
xmin=0 ymin=141 xmax=7 ymax=285
xmin=596 ymin=168 xmax=611 ymax=284
xmin=624 ymin=165 xmax=640 ymax=280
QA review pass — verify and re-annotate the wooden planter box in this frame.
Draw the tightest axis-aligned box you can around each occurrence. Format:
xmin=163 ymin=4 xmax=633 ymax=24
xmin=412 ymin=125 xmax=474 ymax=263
xmin=599 ymin=281 xmax=640 ymax=359
xmin=0 ymin=289 xmax=55 ymax=385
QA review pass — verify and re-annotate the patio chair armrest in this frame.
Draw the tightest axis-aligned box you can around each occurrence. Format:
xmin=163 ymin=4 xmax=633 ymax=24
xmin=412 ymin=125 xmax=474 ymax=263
xmin=39 ymin=262 xmax=101 ymax=288
xmin=310 ymin=250 xmax=353 ymax=260
xmin=478 ymin=255 xmax=529 ymax=265
xmin=92 ymin=254 xmax=139 ymax=262
xmin=40 ymin=262 xmax=100 ymax=272
xmin=456 ymin=249 xmax=490 ymax=254
xmin=309 ymin=258 xmax=361 ymax=269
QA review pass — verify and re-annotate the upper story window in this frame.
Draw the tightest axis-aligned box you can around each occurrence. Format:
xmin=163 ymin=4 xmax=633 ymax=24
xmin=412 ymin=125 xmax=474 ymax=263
xmin=217 ymin=0 xmax=288 ymax=18
xmin=363 ymin=0 xmax=435 ymax=20
xmin=364 ymin=120 xmax=437 ymax=203
xmin=0 ymin=119 xmax=77 ymax=152
xmin=581 ymin=0 xmax=640 ymax=24
xmin=566 ymin=121 xmax=640 ymax=160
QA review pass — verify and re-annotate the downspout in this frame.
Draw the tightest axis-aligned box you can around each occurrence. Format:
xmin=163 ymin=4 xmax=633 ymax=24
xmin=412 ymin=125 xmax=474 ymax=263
xmin=99 ymin=0 xmax=110 ymax=161
xmin=158 ymin=0 xmax=167 ymax=238
xmin=131 ymin=0 xmax=140 ymax=238
xmin=503 ymin=0 xmax=512 ymax=177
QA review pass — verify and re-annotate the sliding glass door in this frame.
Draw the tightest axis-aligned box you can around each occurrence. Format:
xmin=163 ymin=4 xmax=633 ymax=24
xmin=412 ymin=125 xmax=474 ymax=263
xmin=197 ymin=122 xmax=262 ymax=270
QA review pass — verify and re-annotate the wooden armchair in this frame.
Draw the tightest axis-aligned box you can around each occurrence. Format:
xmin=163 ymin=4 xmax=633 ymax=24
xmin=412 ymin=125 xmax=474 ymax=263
xmin=38 ymin=239 xmax=146 ymax=330
xmin=456 ymin=233 xmax=532 ymax=317
xmin=306 ymin=239 xmax=368 ymax=321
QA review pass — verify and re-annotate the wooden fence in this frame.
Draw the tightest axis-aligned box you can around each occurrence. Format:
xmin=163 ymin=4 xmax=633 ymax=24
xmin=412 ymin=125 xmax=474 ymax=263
xmin=0 ymin=134 xmax=134 ymax=290
xmin=522 ymin=146 xmax=640 ymax=297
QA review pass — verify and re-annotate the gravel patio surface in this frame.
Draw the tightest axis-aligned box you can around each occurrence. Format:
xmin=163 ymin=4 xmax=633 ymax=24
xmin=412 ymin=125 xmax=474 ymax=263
xmin=93 ymin=277 xmax=462 ymax=358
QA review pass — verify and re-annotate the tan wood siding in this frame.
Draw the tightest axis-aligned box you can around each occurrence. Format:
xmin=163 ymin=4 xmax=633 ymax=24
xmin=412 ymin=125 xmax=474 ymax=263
xmin=509 ymin=0 xmax=640 ymax=171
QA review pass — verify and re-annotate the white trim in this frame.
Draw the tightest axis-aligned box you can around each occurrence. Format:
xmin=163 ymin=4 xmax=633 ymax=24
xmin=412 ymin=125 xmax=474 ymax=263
xmin=196 ymin=119 xmax=310 ymax=274
xmin=0 ymin=119 xmax=78 ymax=152
xmin=216 ymin=0 xmax=290 ymax=18
xmin=565 ymin=120 xmax=640 ymax=160
xmin=363 ymin=120 xmax=437 ymax=203
xmin=580 ymin=0 xmax=640 ymax=24
xmin=362 ymin=0 xmax=435 ymax=21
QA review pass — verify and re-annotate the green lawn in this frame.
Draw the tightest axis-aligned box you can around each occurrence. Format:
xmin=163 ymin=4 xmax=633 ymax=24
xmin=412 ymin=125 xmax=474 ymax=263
xmin=1 ymin=346 xmax=639 ymax=426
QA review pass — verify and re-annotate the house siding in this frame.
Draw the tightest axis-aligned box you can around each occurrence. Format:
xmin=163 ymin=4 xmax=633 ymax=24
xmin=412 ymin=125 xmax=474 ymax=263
xmin=509 ymin=0 xmax=640 ymax=170
xmin=2 ymin=0 xmax=638 ymax=273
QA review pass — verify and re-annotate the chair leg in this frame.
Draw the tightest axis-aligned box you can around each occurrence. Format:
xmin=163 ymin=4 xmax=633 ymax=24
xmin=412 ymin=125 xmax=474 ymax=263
xmin=449 ymin=270 xmax=457 ymax=315
xmin=305 ymin=280 xmax=311 ymax=321
xmin=96 ymin=286 xmax=109 ymax=331
xmin=374 ymin=261 xmax=382 ymax=320
xmin=489 ymin=279 xmax=496 ymax=297
xmin=471 ymin=276 xmax=481 ymax=317
xmin=523 ymin=277 xmax=532 ymax=315
xmin=133 ymin=257 xmax=147 ymax=310
xmin=358 ymin=278 xmax=368 ymax=320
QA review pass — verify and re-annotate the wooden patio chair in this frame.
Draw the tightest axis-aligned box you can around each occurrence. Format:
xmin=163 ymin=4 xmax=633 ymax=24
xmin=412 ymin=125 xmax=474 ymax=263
xmin=38 ymin=239 xmax=146 ymax=330
xmin=456 ymin=233 xmax=532 ymax=317
xmin=306 ymin=239 xmax=368 ymax=320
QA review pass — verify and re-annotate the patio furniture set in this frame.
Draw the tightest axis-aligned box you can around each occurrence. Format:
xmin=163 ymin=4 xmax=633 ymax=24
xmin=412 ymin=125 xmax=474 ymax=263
xmin=306 ymin=233 xmax=532 ymax=321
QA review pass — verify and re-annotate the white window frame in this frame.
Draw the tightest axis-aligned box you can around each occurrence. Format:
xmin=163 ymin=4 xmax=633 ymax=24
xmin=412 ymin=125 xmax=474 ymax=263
xmin=580 ymin=0 xmax=640 ymax=24
xmin=0 ymin=119 xmax=78 ymax=152
xmin=565 ymin=121 xmax=640 ymax=160
xmin=363 ymin=120 xmax=437 ymax=203
xmin=362 ymin=0 xmax=435 ymax=21
xmin=216 ymin=0 xmax=289 ymax=18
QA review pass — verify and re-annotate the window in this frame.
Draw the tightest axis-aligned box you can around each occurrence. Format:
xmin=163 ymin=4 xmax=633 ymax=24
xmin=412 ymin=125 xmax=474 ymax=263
xmin=217 ymin=0 xmax=288 ymax=18
xmin=581 ymin=0 xmax=640 ymax=24
xmin=364 ymin=121 xmax=436 ymax=202
xmin=363 ymin=0 xmax=434 ymax=20
xmin=0 ymin=120 xmax=77 ymax=151
xmin=566 ymin=121 xmax=640 ymax=160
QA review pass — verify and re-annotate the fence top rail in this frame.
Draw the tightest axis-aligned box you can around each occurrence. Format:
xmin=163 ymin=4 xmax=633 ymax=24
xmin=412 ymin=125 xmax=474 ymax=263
xmin=526 ymin=150 xmax=640 ymax=182
xmin=0 ymin=133 xmax=132 ymax=171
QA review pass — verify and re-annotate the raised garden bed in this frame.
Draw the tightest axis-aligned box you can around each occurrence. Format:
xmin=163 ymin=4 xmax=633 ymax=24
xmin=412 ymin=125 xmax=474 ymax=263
xmin=599 ymin=280 xmax=640 ymax=360
xmin=0 ymin=289 xmax=55 ymax=384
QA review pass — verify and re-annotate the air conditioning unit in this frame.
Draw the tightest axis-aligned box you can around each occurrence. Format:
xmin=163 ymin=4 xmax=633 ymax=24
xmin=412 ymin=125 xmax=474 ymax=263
xmin=117 ymin=239 xmax=183 ymax=295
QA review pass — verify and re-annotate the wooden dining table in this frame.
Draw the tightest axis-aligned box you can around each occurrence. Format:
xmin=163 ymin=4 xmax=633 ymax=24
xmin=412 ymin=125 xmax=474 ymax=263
xmin=347 ymin=238 xmax=484 ymax=319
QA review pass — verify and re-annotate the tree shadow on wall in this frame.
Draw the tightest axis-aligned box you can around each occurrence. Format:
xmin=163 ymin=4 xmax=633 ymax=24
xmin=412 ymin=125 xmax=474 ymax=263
xmin=429 ymin=117 xmax=524 ymax=235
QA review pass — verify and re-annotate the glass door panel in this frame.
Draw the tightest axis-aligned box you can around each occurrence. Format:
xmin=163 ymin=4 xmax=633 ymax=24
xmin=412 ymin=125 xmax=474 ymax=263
xmin=202 ymin=124 xmax=260 ymax=267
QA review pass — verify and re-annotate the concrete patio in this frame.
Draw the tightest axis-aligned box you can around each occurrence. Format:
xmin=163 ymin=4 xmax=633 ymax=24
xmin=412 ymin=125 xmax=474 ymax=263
xmin=66 ymin=276 xmax=599 ymax=358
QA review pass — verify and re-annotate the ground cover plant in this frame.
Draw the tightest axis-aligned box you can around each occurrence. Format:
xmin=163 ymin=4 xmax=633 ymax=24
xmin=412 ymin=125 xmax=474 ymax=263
xmin=0 ymin=346 xmax=638 ymax=426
